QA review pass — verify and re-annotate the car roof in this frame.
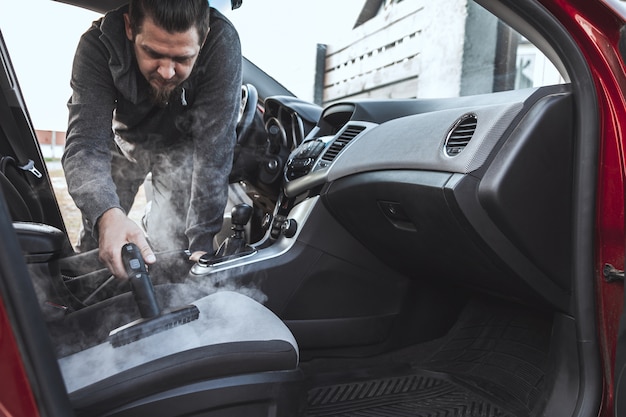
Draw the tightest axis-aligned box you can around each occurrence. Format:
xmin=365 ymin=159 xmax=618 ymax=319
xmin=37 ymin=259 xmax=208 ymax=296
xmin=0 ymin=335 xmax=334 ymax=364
xmin=52 ymin=0 xmax=243 ymax=13
xmin=53 ymin=0 xmax=127 ymax=13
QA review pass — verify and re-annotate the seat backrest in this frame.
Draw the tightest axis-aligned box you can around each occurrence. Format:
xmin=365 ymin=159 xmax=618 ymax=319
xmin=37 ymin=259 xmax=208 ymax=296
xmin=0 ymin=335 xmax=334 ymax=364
xmin=0 ymin=155 xmax=44 ymax=222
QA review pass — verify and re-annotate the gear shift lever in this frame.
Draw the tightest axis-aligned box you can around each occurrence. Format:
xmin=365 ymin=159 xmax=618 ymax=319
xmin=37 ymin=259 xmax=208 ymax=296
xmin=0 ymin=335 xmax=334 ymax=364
xmin=200 ymin=203 xmax=256 ymax=265
xmin=230 ymin=203 xmax=254 ymax=232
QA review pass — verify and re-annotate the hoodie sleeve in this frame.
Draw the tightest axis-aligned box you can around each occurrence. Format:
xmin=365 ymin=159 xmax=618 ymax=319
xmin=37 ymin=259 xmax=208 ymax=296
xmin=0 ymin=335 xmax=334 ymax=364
xmin=62 ymin=21 xmax=123 ymax=234
xmin=183 ymin=14 xmax=243 ymax=253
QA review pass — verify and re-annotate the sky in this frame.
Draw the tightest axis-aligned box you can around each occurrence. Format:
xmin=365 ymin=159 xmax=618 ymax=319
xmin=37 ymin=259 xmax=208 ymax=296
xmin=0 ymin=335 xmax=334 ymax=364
xmin=0 ymin=0 xmax=362 ymax=131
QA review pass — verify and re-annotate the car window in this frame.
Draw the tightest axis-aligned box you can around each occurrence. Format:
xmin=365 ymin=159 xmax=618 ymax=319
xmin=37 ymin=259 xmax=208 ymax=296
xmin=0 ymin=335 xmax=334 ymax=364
xmin=222 ymin=0 xmax=564 ymax=106
xmin=0 ymin=0 xmax=564 ymax=133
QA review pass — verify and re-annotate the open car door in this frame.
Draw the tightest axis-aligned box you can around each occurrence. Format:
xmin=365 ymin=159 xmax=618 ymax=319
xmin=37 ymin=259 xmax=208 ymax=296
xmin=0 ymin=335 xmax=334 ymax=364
xmin=0 ymin=29 xmax=76 ymax=417
xmin=0 ymin=189 xmax=75 ymax=417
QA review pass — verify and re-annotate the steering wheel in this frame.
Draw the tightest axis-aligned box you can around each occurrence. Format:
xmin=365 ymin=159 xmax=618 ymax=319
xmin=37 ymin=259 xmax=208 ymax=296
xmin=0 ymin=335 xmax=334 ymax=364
xmin=236 ymin=84 xmax=259 ymax=145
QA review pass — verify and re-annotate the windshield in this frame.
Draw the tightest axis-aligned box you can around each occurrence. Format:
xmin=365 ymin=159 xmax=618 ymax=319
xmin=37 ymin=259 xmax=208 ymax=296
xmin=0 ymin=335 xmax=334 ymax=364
xmin=0 ymin=0 xmax=564 ymax=130
xmin=222 ymin=0 xmax=564 ymax=106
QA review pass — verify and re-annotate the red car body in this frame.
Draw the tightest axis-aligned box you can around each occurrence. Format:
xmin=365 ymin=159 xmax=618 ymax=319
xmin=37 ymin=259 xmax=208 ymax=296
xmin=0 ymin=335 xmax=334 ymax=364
xmin=2 ymin=0 xmax=626 ymax=415
xmin=0 ymin=298 xmax=40 ymax=417
xmin=557 ymin=0 xmax=626 ymax=413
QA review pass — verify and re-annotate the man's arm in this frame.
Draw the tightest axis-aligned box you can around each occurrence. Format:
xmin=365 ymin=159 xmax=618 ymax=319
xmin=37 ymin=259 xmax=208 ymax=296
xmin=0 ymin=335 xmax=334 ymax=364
xmin=184 ymin=13 xmax=243 ymax=255
xmin=63 ymin=22 xmax=153 ymax=277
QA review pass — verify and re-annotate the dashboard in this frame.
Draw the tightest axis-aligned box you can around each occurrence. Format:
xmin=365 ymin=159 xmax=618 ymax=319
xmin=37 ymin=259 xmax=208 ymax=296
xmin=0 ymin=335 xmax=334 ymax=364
xmin=266 ymin=84 xmax=574 ymax=311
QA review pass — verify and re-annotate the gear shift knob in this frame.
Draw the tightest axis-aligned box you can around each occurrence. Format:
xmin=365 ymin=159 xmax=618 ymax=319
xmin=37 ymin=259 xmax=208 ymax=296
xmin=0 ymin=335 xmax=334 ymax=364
xmin=231 ymin=203 xmax=253 ymax=228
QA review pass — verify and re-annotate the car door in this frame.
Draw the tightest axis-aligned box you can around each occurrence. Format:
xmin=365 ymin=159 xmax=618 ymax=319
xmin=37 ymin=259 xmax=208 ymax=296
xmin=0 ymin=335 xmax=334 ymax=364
xmin=0 ymin=29 xmax=76 ymax=417
xmin=0 ymin=209 xmax=76 ymax=417
xmin=590 ymin=0 xmax=626 ymax=415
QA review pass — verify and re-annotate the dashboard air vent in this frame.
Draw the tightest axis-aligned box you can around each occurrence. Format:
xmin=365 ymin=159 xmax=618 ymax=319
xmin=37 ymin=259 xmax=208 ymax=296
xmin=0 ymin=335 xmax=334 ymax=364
xmin=321 ymin=125 xmax=366 ymax=163
xmin=445 ymin=114 xmax=477 ymax=156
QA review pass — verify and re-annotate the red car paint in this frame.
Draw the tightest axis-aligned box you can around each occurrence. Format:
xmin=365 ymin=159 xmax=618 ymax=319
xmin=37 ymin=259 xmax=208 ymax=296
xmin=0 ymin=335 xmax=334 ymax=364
xmin=540 ymin=0 xmax=626 ymax=414
xmin=0 ymin=297 xmax=39 ymax=417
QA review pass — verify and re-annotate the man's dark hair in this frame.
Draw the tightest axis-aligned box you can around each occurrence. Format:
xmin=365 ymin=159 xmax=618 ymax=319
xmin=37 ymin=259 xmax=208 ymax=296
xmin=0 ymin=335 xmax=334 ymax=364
xmin=128 ymin=0 xmax=210 ymax=44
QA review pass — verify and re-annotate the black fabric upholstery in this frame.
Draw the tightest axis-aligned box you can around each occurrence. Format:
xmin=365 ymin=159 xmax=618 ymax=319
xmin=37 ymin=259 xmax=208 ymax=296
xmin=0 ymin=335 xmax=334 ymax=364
xmin=70 ymin=339 xmax=298 ymax=416
xmin=0 ymin=156 xmax=44 ymax=222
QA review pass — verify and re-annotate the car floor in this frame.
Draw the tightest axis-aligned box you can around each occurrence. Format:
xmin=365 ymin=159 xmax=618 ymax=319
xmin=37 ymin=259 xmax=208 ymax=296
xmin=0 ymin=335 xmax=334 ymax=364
xmin=298 ymin=296 xmax=553 ymax=417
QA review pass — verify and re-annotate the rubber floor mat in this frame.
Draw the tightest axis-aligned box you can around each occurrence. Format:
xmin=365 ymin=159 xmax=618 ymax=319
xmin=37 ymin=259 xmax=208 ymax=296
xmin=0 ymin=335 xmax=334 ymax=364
xmin=304 ymin=299 xmax=551 ymax=416
xmin=306 ymin=370 xmax=520 ymax=416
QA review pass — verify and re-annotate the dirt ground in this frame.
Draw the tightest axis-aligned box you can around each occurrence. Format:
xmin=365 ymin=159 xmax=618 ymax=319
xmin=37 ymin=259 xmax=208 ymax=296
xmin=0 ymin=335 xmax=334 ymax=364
xmin=47 ymin=161 xmax=147 ymax=248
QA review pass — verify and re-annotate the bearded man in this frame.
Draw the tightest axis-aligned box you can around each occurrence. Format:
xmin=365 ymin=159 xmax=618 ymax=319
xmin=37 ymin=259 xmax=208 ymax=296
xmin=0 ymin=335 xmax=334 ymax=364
xmin=62 ymin=0 xmax=241 ymax=279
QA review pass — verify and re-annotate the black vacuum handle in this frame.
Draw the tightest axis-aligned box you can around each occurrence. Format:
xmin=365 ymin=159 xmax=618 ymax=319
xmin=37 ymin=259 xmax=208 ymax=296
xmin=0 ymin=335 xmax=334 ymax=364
xmin=122 ymin=243 xmax=160 ymax=318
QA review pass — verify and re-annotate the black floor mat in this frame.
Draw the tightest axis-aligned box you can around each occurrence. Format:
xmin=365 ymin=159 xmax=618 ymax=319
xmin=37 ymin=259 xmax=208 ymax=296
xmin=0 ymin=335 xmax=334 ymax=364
xmin=306 ymin=370 xmax=520 ymax=416
xmin=303 ymin=298 xmax=552 ymax=417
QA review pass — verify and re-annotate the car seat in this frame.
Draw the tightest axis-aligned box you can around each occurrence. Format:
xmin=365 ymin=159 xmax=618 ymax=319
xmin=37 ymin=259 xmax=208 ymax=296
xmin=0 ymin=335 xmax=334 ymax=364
xmin=15 ymin=221 xmax=303 ymax=417
xmin=61 ymin=290 xmax=303 ymax=417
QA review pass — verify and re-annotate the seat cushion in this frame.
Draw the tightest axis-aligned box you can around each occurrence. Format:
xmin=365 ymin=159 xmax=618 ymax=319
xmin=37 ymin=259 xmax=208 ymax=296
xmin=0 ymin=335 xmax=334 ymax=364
xmin=58 ymin=291 xmax=299 ymax=395
xmin=69 ymin=340 xmax=298 ymax=416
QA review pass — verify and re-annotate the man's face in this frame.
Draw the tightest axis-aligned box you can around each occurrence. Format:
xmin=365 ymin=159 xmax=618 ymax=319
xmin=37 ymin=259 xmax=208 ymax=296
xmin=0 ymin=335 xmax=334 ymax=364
xmin=124 ymin=14 xmax=204 ymax=105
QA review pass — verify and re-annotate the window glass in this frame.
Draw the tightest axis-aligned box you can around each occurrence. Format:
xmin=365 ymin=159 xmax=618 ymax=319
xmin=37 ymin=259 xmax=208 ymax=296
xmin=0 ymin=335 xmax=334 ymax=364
xmin=222 ymin=0 xmax=564 ymax=105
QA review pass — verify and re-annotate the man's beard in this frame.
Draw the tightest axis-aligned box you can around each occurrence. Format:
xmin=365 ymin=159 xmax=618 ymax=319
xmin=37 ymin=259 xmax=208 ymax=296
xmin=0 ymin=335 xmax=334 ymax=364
xmin=149 ymin=83 xmax=177 ymax=107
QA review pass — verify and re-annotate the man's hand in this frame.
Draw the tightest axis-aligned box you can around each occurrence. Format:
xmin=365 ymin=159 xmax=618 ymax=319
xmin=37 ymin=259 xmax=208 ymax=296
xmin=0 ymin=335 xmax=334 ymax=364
xmin=97 ymin=208 xmax=156 ymax=278
xmin=189 ymin=251 xmax=207 ymax=262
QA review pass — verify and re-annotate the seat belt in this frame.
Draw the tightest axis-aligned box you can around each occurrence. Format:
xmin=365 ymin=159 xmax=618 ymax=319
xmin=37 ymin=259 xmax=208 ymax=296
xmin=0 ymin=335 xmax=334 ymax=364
xmin=0 ymin=88 xmax=43 ymax=180
xmin=0 ymin=36 xmax=43 ymax=180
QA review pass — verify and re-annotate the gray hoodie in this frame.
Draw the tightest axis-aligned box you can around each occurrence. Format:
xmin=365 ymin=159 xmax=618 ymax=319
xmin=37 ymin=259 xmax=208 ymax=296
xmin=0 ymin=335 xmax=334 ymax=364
xmin=62 ymin=5 xmax=242 ymax=253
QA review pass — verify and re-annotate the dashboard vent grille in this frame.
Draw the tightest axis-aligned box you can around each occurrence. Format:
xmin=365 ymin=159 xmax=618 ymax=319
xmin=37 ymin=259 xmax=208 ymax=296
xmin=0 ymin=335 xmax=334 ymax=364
xmin=321 ymin=125 xmax=366 ymax=163
xmin=445 ymin=114 xmax=477 ymax=156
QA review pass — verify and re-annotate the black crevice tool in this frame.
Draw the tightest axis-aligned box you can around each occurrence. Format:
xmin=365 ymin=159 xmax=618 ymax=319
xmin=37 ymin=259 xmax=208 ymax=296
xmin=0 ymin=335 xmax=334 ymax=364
xmin=108 ymin=243 xmax=199 ymax=348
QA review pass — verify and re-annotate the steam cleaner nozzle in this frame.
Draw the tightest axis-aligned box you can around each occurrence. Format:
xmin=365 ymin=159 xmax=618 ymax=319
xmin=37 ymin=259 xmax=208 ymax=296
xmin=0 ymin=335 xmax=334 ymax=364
xmin=108 ymin=243 xmax=199 ymax=348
